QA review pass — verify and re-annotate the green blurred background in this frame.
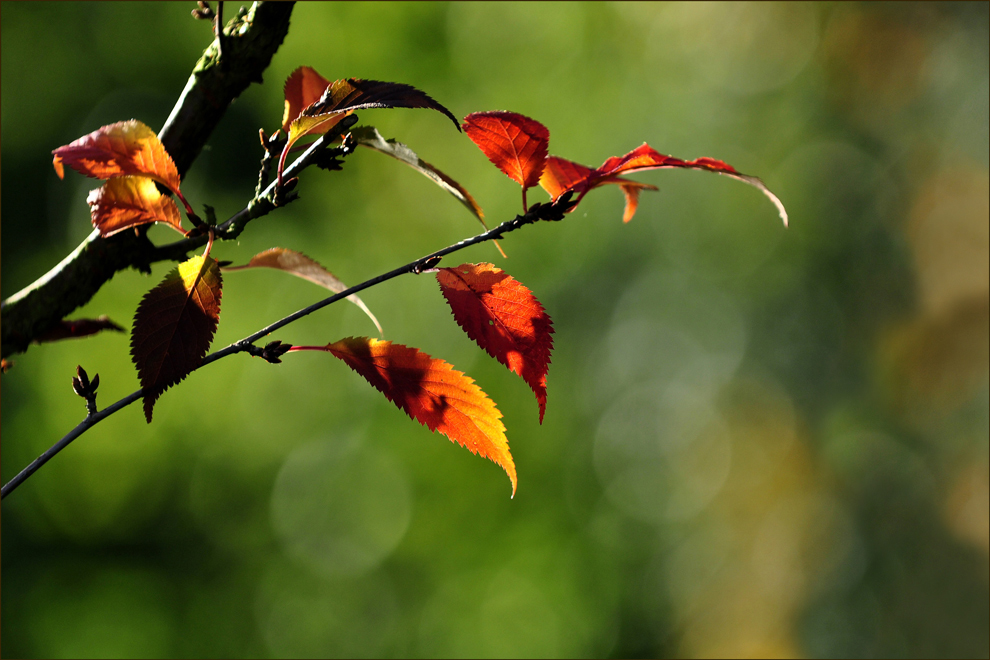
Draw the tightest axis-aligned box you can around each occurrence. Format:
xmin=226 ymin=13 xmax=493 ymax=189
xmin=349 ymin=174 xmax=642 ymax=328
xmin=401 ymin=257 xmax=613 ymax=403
xmin=2 ymin=2 xmax=988 ymax=657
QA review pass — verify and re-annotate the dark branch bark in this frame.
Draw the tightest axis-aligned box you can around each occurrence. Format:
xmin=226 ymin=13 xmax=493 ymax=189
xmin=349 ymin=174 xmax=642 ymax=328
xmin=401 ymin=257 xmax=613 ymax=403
xmin=1 ymin=1 xmax=295 ymax=359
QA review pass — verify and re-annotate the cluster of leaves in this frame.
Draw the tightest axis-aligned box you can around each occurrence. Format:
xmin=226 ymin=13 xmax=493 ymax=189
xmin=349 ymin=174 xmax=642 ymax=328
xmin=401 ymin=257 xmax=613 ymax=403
xmin=48 ymin=66 xmax=785 ymax=496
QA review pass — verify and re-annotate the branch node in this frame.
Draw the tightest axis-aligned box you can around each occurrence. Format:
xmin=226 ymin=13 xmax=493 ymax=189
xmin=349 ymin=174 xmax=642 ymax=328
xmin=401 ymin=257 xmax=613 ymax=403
xmin=412 ymin=256 xmax=443 ymax=274
xmin=241 ymin=340 xmax=293 ymax=364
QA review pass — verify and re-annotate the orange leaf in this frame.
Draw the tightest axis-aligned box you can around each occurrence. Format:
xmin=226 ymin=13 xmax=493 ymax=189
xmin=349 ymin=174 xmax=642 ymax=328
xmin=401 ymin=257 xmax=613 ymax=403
xmin=35 ymin=316 xmax=125 ymax=344
xmin=52 ymin=120 xmax=182 ymax=194
xmin=296 ymin=337 xmax=516 ymax=496
xmin=131 ymin=254 xmax=222 ymax=422
xmin=224 ymin=248 xmax=382 ymax=336
xmin=437 ymin=263 xmax=554 ymax=423
xmin=86 ymin=177 xmax=185 ymax=237
xmin=463 ymin=111 xmax=549 ymax=191
xmin=539 ymin=144 xmax=788 ymax=226
xmin=539 ymin=156 xmax=595 ymax=201
xmin=281 ymin=66 xmax=331 ymax=133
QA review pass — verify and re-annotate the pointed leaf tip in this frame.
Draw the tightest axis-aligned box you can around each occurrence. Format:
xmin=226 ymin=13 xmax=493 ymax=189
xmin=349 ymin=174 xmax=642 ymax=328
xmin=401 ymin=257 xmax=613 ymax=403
xmin=297 ymin=337 xmax=517 ymax=496
xmin=437 ymin=263 xmax=554 ymax=423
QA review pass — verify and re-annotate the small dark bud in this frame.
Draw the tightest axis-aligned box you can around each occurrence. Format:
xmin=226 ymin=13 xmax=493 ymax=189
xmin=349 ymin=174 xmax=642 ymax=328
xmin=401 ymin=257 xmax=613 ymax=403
xmin=76 ymin=365 xmax=90 ymax=387
xmin=282 ymin=177 xmax=299 ymax=193
xmin=261 ymin=340 xmax=293 ymax=364
xmin=90 ymin=374 xmax=100 ymax=393
xmin=72 ymin=376 xmax=86 ymax=398
xmin=413 ymin=256 xmax=443 ymax=274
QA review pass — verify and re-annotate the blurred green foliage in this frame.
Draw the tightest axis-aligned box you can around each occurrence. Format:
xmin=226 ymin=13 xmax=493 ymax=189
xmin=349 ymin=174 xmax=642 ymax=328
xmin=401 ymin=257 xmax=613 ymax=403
xmin=2 ymin=2 xmax=988 ymax=657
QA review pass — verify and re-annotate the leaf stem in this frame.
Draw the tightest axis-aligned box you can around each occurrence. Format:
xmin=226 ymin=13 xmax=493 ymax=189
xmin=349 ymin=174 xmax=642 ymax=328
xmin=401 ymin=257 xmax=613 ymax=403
xmin=0 ymin=193 xmax=575 ymax=500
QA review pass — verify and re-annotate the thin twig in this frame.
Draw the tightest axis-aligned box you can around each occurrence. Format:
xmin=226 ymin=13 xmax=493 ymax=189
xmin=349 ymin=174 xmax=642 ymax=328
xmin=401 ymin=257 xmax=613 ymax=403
xmin=0 ymin=194 xmax=575 ymax=500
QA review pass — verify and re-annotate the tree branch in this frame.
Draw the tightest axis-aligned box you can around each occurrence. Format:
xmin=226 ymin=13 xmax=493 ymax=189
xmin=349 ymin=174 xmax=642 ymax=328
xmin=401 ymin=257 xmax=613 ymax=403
xmin=1 ymin=1 xmax=295 ymax=359
xmin=0 ymin=194 xmax=576 ymax=500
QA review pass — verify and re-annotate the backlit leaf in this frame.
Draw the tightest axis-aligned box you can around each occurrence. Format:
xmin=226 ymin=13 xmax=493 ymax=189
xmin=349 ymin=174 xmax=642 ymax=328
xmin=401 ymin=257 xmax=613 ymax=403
xmin=463 ymin=111 xmax=549 ymax=191
xmin=35 ymin=316 xmax=125 ymax=344
xmin=293 ymin=337 xmax=516 ymax=496
xmin=540 ymin=144 xmax=788 ymax=226
xmin=540 ymin=156 xmax=657 ymax=223
xmin=437 ymin=263 xmax=554 ymax=423
xmin=52 ymin=120 xmax=182 ymax=194
xmin=86 ymin=176 xmax=185 ymax=237
xmin=224 ymin=248 xmax=382 ymax=336
xmin=131 ymin=254 xmax=222 ymax=422
xmin=286 ymin=77 xmax=460 ymax=146
xmin=281 ymin=66 xmax=331 ymax=133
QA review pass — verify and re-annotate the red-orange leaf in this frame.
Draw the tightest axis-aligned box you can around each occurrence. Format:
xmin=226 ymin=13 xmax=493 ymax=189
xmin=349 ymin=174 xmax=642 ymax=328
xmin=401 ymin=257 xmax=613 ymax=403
xmin=35 ymin=316 xmax=125 ymax=344
xmin=437 ymin=263 xmax=554 ymax=423
xmin=281 ymin=66 xmax=331 ymax=133
xmin=539 ymin=143 xmax=788 ymax=226
xmin=131 ymin=254 xmax=222 ymax=422
xmin=86 ymin=177 xmax=185 ymax=237
xmin=293 ymin=337 xmax=516 ymax=496
xmin=463 ymin=111 xmax=549 ymax=191
xmin=52 ymin=120 xmax=182 ymax=194
xmin=540 ymin=156 xmax=657 ymax=223
xmin=224 ymin=248 xmax=382 ymax=336
xmin=539 ymin=156 xmax=596 ymax=201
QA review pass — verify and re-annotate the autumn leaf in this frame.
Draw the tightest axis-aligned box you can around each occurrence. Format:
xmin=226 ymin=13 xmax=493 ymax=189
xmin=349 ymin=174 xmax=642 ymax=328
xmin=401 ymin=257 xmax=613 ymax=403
xmin=291 ymin=337 xmax=516 ymax=496
xmin=279 ymin=76 xmax=461 ymax=182
xmin=463 ymin=111 xmax=549 ymax=208
xmin=284 ymin=77 xmax=459 ymax=146
xmin=437 ymin=263 xmax=554 ymax=423
xmin=35 ymin=316 xmax=125 ymax=344
xmin=540 ymin=144 xmax=788 ymax=226
xmin=131 ymin=254 xmax=222 ymax=422
xmin=540 ymin=156 xmax=658 ymax=223
xmin=52 ymin=120 xmax=182 ymax=194
xmin=86 ymin=176 xmax=186 ymax=237
xmin=281 ymin=66 xmax=331 ymax=133
xmin=224 ymin=248 xmax=382 ymax=336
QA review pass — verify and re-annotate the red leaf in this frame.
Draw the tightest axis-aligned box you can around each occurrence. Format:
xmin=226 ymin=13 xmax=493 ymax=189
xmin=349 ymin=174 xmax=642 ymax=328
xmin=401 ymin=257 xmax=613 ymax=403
xmin=540 ymin=156 xmax=657 ymax=223
xmin=130 ymin=254 xmax=222 ymax=422
xmin=35 ymin=316 xmax=125 ymax=344
xmin=539 ymin=143 xmax=788 ymax=226
xmin=293 ymin=337 xmax=516 ymax=496
xmin=224 ymin=248 xmax=382 ymax=336
xmin=87 ymin=177 xmax=185 ymax=237
xmin=463 ymin=111 xmax=550 ymax=192
xmin=437 ymin=263 xmax=554 ymax=423
xmin=281 ymin=66 xmax=331 ymax=133
xmin=52 ymin=120 xmax=182 ymax=195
